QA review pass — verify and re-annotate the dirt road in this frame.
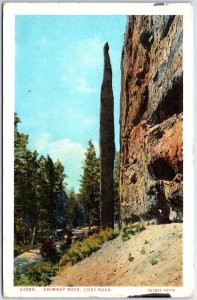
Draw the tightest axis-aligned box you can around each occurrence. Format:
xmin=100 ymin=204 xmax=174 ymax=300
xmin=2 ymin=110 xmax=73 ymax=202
xmin=14 ymin=249 xmax=42 ymax=275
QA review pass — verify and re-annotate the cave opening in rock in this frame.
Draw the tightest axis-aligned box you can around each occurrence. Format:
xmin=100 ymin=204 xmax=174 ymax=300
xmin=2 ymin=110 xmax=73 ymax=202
xmin=153 ymin=74 xmax=183 ymax=124
xmin=139 ymin=30 xmax=154 ymax=50
xmin=148 ymin=158 xmax=176 ymax=181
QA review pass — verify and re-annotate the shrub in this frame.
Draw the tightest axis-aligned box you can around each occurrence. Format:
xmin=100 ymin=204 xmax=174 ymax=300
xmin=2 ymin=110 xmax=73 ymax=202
xmin=14 ymin=267 xmax=21 ymax=284
xmin=122 ymin=235 xmax=130 ymax=242
xmin=135 ymin=223 xmax=145 ymax=232
xmin=141 ymin=247 xmax=146 ymax=254
xmin=77 ymin=242 xmax=91 ymax=257
xmin=60 ymin=241 xmax=70 ymax=251
xmin=84 ymin=235 xmax=102 ymax=252
xmin=14 ymin=273 xmax=33 ymax=286
xmin=122 ymin=223 xmax=145 ymax=241
xmin=14 ymin=262 xmax=59 ymax=286
xmin=65 ymin=242 xmax=85 ymax=265
xmin=40 ymin=238 xmax=60 ymax=263
xmin=144 ymin=239 xmax=149 ymax=244
xmin=150 ymin=256 xmax=158 ymax=265
xmin=102 ymin=228 xmax=117 ymax=240
xmin=14 ymin=246 xmax=23 ymax=257
xmin=128 ymin=253 xmax=134 ymax=262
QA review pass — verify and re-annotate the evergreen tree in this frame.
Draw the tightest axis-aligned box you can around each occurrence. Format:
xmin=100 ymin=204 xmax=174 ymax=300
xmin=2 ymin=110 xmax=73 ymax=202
xmin=67 ymin=188 xmax=86 ymax=228
xmin=43 ymin=156 xmax=68 ymax=230
xmin=54 ymin=160 xmax=68 ymax=228
xmin=37 ymin=155 xmax=50 ymax=231
xmin=24 ymin=150 xmax=40 ymax=243
xmin=55 ymin=160 xmax=67 ymax=191
xmin=44 ymin=155 xmax=57 ymax=229
xmin=79 ymin=140 xmax=100 ymax=227
xmin=55 ymin=189 xmax=68 ymax=229
xmin=14 ymin=113 xmax=30 ymax=244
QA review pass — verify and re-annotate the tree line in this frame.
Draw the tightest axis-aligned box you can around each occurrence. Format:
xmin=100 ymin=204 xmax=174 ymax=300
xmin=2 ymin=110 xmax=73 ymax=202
xmin=14 ymin=113 xmax=68 ymax=245
xmin=14 ymin=113 xmax=120 ymax=247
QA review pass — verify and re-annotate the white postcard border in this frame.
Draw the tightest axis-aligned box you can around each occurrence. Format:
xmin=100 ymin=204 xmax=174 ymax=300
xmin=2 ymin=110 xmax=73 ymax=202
xmin=3 ymin=2 xmax=194 ymax=298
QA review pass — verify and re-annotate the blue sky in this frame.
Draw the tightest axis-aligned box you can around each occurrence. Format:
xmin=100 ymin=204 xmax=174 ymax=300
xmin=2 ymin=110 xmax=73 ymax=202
xmin=15 ymin=15 xmax=127 ymax=191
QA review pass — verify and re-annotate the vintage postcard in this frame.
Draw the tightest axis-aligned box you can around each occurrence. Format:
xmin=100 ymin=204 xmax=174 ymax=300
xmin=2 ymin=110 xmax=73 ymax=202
xmin=3 ymin=2 xmax=194 ymax=298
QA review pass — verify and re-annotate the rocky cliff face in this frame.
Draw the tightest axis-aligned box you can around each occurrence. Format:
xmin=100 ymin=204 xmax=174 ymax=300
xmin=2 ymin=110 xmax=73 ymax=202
xmin=120 ymin=16 xmax=183 ymax=224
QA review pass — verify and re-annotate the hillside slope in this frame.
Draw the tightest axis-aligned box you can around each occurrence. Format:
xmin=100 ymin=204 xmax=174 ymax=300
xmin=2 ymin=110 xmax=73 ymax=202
xmin=52 ymin=223 xmax=182 ymax=286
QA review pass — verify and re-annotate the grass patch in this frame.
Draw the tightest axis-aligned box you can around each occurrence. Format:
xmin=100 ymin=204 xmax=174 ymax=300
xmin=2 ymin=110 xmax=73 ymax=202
xmin=122 ymin=223 xmax=145 ymax=241
xmin=150 ymin=256 xmax=158 ymax=265
xmin=14 ymin=262 xmax=59 ymax=286
xmin=59 ymin=228 xmax=118 ymax=267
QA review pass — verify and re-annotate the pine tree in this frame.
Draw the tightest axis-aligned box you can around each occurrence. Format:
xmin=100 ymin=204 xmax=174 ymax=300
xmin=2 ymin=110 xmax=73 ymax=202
xmin=14 ymin=113 xmax=30 ymax=244
xmin=79 ymin=140 xmax=100 ymax=227
xmin=67 ymin=188 xmax=86 ymax=228
xmin=24 ymin=150 xmax=40 ymax=243
xmin=54 ymin=160 xmax=68 ymax=228
xmin=36 ymin=156 xmax=68 ymax=231
xmin=45 ymin=155 xmax=56 ymax=229
xmin=37 ymin=155 xmax=50 ymax=231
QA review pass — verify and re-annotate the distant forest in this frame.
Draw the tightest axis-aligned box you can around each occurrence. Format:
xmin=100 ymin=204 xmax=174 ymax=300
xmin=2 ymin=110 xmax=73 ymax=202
xmin=14 ymin=113 xmax=120 ymax=246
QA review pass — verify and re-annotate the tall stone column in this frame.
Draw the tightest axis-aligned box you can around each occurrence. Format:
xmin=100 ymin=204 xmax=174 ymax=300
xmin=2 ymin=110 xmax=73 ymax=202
xmin=100 ymin=42 xmax=115 ymax=229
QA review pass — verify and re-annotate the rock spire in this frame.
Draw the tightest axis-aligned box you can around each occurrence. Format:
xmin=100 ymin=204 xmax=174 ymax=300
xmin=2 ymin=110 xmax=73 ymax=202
xmin=100 ymin=42 xmax=115 ymax=228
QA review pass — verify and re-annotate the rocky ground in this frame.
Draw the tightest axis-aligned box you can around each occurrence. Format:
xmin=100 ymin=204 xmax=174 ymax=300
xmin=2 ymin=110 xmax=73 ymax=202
xmin=52 ymin=223 xmax=182 ymax=286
